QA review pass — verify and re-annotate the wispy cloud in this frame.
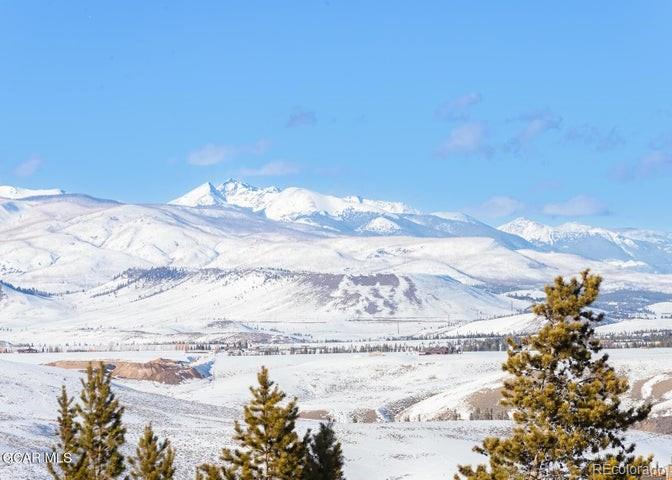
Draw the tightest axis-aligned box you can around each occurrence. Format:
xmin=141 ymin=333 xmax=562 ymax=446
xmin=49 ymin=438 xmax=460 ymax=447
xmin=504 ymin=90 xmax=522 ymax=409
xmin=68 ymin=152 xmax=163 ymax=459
xmin=238 ymin=161 xmax=300 ymax=176
xmin=436 ymin=122 xmax=492 ymax=157
xmin=563 ymin=124 xmax=625 ymax=151
xmin=542 ymin=195 xmax=609 ymax=217
xmin=13 ymin=156 xmax=42 ymax=177
xmin=506 ymin=109 xmax=562 ymax=152
xmin=650 ymin=130 xmax=672 ymax=150
xmin=434 ymin=92 xmax=482 ymax=121
xmin=286 ymin=108 xmax=317 ymax=128
xmin=612 ymin=150 xmax=672 ymax=181
xmin=467 ymin=196 xmax=526 ymax=218
xmin=187 ymin=140 xmax=270 ymax=166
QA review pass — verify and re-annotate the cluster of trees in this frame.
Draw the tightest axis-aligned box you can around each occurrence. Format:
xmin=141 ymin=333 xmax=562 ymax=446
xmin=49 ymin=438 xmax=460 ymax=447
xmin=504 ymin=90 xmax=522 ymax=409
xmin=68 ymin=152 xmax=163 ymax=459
xmin=48 ymin=365 xmax=345 ymax=480
xmin=48 ymin=270 xmax=653 ymax=479
xmin=468 ymin=408 xmax=508 ymax=421
xmin=456 ymin=270 xmax=652 ymax=479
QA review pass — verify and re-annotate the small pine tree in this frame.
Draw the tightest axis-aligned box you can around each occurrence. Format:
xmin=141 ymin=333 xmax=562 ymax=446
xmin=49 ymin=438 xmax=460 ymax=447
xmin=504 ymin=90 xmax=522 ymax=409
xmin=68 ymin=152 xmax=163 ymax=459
xmin=47 ymin=385 xmax=82 ymax=480
xmin=127 ymin=423 xmax=175 ymax=480
xmin=303 ymin=422 xmax=345 ymax=480
xmin=76 ymin=362 xmax=127 ymax=480
xmin=196 ymin=366 xmax=304 ymax=480
xmin=456 ymin=270 xmax=651 ymax=480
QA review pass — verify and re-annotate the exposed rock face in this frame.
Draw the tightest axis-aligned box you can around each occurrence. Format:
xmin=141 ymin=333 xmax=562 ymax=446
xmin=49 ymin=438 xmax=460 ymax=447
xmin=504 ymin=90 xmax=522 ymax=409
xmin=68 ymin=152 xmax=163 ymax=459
xmin=46 ymin=358 xmax=203 ymax=384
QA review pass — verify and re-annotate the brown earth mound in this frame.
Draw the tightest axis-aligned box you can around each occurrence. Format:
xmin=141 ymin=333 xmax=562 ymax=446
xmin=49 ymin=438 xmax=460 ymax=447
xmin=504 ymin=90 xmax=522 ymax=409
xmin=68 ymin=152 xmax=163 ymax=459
xmin=299 ymin=409 xmax=332 ymax=420
xmin=46 ymin=358 xmax=202 ymax=384
xmin=635 ymin=416 xmax=672 ymax=435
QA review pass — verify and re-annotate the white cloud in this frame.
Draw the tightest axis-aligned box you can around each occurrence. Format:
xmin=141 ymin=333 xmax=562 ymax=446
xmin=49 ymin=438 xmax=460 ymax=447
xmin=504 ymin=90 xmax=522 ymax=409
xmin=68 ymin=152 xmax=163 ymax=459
xmin=436 ymin=122 xmax=491 ymax=157
xmin=187 ymin=140 xmax=270 ymax=166
xmin=542 ymin=195 xmax=609 ymax=217
xmin=238 ymin=161 xmax=300 ymax=176
xmin=13 ymin=157 xmax=42 ymax=177
xmin=517 ymin=110 xmax=562 ymax=141
xmin=637 ymin=150 xmax=672 ymax=176
xmin=507 ymin=110 xmax=562 ymax=151
xmin=563 ymin=124 xmax=625 ymax=151
xmin=611 ymin=150 xmax=672 ymax=181
xmin=434 ymin=92 xmax=482 ymax=121
xmin=286 ymin=108 xmax=317 ymax=128
xmin=469 ymin=196 xmax=526 ymax=218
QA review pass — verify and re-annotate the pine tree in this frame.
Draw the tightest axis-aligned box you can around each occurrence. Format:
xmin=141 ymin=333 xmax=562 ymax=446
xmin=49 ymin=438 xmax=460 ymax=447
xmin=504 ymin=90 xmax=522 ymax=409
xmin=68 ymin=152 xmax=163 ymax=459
xmin=196 ymin=366 xmax=304 ymax=480
xmin=47 ymin=385 xmax=82 ymax=480
xmin=127 ymin=423 xmax=175 ymax=480
xmin=76 ymin=362 xmax=127 ymax=480
xmin=303 ymin=422 xmax=345 ymax=480
xmin=456 ymin=270 xmax=651 ymax=480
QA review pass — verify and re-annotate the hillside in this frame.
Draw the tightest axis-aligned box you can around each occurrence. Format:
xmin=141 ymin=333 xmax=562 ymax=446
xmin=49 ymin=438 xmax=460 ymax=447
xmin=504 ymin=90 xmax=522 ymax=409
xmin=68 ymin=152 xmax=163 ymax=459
xmin=1 ymin=181 xmax=672 ymax=345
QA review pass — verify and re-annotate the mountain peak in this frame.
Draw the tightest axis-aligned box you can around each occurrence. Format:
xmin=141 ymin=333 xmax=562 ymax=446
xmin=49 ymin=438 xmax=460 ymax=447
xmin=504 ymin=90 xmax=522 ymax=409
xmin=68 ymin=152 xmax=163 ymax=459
xmin=170 ymin=180 xmax=417 ymax=219
xmin=0 ymin=185 xmax=65 ymax=200
xmin=498 ymin=217 xmax=554 ymax=244
xmin=500 ymin=217 xmax=547 ymax=229
xmin=169 ymin=182 xmax=227 ymax=207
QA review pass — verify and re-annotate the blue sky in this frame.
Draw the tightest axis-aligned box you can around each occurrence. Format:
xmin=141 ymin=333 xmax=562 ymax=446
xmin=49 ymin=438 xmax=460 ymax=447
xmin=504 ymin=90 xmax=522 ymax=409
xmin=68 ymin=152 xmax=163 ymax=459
xmin=1 ymin=2 xmax=671 ymax=229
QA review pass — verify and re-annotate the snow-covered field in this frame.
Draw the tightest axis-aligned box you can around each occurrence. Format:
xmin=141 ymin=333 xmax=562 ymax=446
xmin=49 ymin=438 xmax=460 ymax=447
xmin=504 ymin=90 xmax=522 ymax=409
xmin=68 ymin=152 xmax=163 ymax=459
xmin=2 ymin=349 xmax=672 ymax=479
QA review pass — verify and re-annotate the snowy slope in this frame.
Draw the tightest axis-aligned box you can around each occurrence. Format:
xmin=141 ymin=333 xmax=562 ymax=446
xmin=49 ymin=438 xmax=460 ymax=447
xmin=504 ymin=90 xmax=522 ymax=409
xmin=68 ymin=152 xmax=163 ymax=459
xmin=0 ymin=185 xmax=65 ymax=199
xmin=500 ymin=217 xmax=672 ymax=272
xmin=1 ymin=184 xmax=672 ymax=344
xmin=0 ymin=267 xmax=522 ymax=345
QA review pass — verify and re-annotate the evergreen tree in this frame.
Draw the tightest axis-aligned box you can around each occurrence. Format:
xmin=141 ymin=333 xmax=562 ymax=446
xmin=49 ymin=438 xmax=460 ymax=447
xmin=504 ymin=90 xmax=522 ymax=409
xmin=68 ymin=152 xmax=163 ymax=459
xmin=456 ymin=270 xmax=651 ymax=480
xmin=128 ymin=423 xmax=175 ymax=480
xmin=47 ymin=385 xmax=82 ymax=480
xmin=196 ymin=366 xmax=304 ymax=480
xmin=76 ymin=362 xmax=126 ymax=480
xmin=303 ymin=422 xmax=345 ymax=480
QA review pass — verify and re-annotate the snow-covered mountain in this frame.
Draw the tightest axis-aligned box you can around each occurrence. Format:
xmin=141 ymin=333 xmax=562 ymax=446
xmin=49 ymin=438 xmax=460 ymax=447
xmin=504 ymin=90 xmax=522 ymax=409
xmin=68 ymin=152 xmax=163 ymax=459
xmin=170 ymin=180 xmax=530 ymax=247
xmin=170 ymin=180 xmax=416 ymax=218
xmin=499 ymin=217 xmax=672 ymax=272
xmin=1 ymin=182 xmax=672 ymax=345
xmin=0 ymin=185 xmax=65 ymax=199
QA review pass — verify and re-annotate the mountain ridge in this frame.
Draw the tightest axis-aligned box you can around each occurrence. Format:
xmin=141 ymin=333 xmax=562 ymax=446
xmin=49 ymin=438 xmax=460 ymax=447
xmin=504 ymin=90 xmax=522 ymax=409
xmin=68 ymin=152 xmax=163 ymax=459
xmin=2 ymin=183 xmax=672 ymax=344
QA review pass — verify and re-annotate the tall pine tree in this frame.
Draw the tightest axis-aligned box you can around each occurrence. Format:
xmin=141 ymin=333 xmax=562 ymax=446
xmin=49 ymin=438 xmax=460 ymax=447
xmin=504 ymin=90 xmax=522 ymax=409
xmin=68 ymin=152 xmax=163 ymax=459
xmin=76 ymin=362 xmax=127 ymax=480
xmin=196 ymin=366 xmax=304 ymax=480
xmin=456 ymin=270 xmax=651 ymax=480
xmin=47 ymin=385 xmax=82 ymax=480
xmin=127 ymin=423 xmax=175 ymax=480
xmin=303 ymin=422 xmax=345 ymax=480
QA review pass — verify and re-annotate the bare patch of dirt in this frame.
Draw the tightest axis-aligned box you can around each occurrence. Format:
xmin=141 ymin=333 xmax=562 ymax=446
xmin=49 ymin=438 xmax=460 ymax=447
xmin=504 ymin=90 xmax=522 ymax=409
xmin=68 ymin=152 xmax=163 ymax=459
xmin=350 ymin=408 xmax=379 ymax=423
xmin=651 ymin=377 xmax=672 ymax=401
xmin=299 ymin=409 xmax=331 ymax=420
xmin=465 ymin=387 xmax=509 ymax=419
xmin=466 ymin=387 xmax=504 ymax=410
xmin=635 ymin=416 xmax=672 ymax=435
xmin=46 ymin=358 xmax=202 ymax=384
